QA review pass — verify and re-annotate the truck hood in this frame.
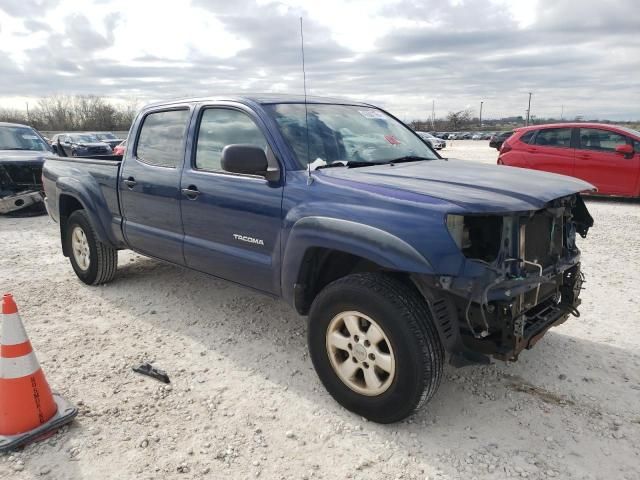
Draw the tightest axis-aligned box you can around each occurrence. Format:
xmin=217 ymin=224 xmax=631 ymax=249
xmin=317 ymin=159 xmax=595 ymax=213
xmin=0 ymin=150 xmax=48 ymax=165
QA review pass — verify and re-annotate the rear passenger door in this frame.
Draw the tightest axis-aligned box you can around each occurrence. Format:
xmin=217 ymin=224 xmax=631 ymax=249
xmin=180 ymin=104 xmax=284 ymax=294
xmin=573 ymin=128 xmax=639 ymax=196
xmin=526 ymin=127 xmax=575 ymax=177
xmin=120 ymin=107 xmax=192 ymax=265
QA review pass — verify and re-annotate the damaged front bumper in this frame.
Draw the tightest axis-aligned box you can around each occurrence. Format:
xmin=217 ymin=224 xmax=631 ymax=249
xmin=0 ymin=190 xmax=44 ymax=214
xmin=415 ymin=262 xmax=583 ymax=364
xmin=456 ymin=262 xmax=583 ymax=362
xmin=414 ymin=193 xmax=592 ymax=365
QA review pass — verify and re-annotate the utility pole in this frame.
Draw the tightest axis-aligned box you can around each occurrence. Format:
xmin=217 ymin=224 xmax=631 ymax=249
xmin=525 ymin=92 xmax=532 ymax=126
xmin=26 ymin=102 xmax=30 ymax=123
xmin=479 ymin=101 xmax=483 ymax=127
xmin=561 ymin=104 xmax=564 ymax=121
xmin=431 ymin=99 xmax=435 ymax=130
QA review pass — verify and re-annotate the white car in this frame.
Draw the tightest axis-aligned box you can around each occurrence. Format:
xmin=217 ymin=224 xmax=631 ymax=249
xmin=416 ymin=131 xmax=446 ymax=150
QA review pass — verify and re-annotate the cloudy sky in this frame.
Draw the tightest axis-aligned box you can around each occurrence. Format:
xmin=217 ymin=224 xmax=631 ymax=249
xmin=0 ymin=0 xmax=638 ymax=121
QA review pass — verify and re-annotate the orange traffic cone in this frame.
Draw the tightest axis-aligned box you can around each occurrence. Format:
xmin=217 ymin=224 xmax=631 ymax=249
xmin=0 ymin=294 xmax=77 ymax=452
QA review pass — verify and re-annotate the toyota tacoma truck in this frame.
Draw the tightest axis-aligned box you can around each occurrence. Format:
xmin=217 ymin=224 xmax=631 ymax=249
xmin=42 ymin=95 xmax=594 ymax=423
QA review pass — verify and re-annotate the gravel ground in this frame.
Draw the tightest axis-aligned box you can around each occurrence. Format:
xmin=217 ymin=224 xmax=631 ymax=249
xmin=1 ymin=140 xmax=639 ymax=480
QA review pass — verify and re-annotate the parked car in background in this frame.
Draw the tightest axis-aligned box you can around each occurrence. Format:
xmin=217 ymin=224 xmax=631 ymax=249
xmin=471 ymin=133 xmax=483 ymax=140
xmin=447 ymin=133 xmax=458 ymax=140
xmin=416 ymin=131 xmax=446 ymax=149
xmin=90 ymin=132 xmax=125 ymax=150
xmin=51 ymin=133 xmax=112 ymax=156
xmin=0 ymin=122 xmax=51 ymax=214
xmin=489 ymin=131 xmax=513 ymax=150
xmin=113 ymin=138 xmax=127 ymax=156
xmin=498 ymin=123 xmax=640 ymax=198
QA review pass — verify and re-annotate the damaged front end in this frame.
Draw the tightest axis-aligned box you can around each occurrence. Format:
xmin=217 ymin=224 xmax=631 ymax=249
xmin=0 ymin=160 xmax=45 ymax=215
xmin=416 ymin=194 xmax=593 ymax=364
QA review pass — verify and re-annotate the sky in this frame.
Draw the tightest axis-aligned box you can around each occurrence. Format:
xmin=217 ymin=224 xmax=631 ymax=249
xmin=0 ymin=0 xmax=638 ymax=121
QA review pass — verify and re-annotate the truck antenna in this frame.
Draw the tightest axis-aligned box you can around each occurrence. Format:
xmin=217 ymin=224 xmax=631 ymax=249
xmin=300 ymin=17 xmax=312 ymax=182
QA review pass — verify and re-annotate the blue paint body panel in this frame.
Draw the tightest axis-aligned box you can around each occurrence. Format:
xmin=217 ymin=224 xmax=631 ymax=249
xmin=42 ymin=95 xmax=594 ymax=310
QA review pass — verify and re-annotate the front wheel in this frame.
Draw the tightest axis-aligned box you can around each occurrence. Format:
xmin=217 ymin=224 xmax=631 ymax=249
xmin=308 ymin=273 xmax=444 ymax=423
xmin=65 ymin=210 xmax=118 ymax=285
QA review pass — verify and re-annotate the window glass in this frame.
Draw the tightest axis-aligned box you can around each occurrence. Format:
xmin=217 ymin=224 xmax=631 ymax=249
xmin=96 ymin=132 xmax=117 ymax=140
xmin=195 ymin=109 xmax=268 ymax=171
xmin=265 ymin=103 xmax=438 ymax=169
xmin=0 ymin=126 xmax=49 ymax=151
xmin=70 ymin=134 xmax=99 ymax=143
xmin=136 ymin=109 xmax=190 ymax=168
xmin=520 ymin=130 xmax=535 ymax=144
xmin=534 ymin=128 xmax=572 ymax=148
xmin=579 ymin=128 xmax=627 ymax=152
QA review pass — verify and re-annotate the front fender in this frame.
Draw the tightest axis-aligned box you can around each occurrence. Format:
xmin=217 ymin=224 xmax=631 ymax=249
xmin=281 ymin=216 xmax=434 ymax=306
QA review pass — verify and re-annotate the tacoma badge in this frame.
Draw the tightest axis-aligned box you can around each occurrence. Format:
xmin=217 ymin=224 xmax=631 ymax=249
xmin=233 ymin=234 xmax=265 ymax=246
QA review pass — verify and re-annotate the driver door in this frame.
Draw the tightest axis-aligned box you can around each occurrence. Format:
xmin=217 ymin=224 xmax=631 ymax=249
xmin=180 ymin=104 xmax=284 ymax=294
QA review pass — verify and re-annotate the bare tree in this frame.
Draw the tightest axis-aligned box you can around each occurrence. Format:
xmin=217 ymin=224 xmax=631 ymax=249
xmin=446 ymin=109 xmax=473 ymax=130
xmin=0 ymin=95 xmax=139 ymax=131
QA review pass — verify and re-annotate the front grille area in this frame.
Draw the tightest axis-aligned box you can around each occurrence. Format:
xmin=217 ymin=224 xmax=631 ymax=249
xmin=0 ymin=163 xmax=43 ymax=192
xmin=523 ymin=212 xmax=563 ymax=268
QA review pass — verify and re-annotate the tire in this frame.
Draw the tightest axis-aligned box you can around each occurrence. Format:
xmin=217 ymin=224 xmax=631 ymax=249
xmin=65 ymin=210 xmax=118 ymax=285
xmin=308 ymin=273 xmax=444 ymax=423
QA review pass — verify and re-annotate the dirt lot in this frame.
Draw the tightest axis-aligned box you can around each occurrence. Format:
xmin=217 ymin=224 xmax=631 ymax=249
xmin=1 ymin=140 xmax=639 ymax=480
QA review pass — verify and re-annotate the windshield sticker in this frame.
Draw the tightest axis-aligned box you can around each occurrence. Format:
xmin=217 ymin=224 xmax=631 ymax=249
xmin=384 ymin=135 xmax=401 ymax=145
xmin=22 ymin=135 xmax=39 ymax=140
xmin=358 ymin=109 xmax=387 ymax=120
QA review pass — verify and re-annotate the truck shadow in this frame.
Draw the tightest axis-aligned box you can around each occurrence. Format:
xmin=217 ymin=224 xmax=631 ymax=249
xmin=93 ymin=255 xmax=640 ymax=477
xmin=112 ymin=259 xmax=638 ymax=403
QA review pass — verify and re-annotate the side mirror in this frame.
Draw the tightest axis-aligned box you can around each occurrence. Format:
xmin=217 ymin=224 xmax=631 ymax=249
xmin=615 ymin=144 xmax=634 ymax=156
xmin=221 ymin=144 xmax=271 ymax=177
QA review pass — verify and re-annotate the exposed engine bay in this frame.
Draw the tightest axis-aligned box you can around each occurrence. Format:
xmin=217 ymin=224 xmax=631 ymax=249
xmin=415 ymin=194 xmax=594 ymax=364
xmin=0 ymin=161 xmax=45 ymax=215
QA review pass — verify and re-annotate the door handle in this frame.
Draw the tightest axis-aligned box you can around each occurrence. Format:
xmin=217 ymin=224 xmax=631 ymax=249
xmin=123 ymin=177 xmax=137 ymax=188
xmin=527 ymin=148 xmax=537 ymax=153
xmin=181 ymin=185 xmax=200 ymax=200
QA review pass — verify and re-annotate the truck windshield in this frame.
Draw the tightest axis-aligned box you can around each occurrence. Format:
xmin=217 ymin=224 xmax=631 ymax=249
xmin=265 ymin=103 xmax=438 ymax=169
xmin=0 ymin=126 xmax=50 ymax=151
xmin=96 ymin=133 xmax=117 ymax=140
xmin=70 ymin=134 xmax=100 ymax=143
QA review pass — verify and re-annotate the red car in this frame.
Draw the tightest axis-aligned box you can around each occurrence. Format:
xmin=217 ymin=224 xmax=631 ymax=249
xmin=498 ymin=123 xmax=640 ymax=198
xmin=113 ymin=139 xmax=127 ymax=156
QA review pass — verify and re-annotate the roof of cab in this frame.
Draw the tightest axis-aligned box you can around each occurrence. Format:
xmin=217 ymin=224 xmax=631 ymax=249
xmin=142 ymin=93 xmax=375 ymax=109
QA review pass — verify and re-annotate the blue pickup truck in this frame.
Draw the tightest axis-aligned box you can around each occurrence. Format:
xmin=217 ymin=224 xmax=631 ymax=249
xmin=43 ymin=95 xmax=594 ymax=423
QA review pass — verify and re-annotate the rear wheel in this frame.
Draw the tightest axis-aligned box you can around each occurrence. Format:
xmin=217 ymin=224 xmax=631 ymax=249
xmin=308 ymin=273 xmax=444 ymax=423
xmin=65 ymin=210 xmax=118 ymax=285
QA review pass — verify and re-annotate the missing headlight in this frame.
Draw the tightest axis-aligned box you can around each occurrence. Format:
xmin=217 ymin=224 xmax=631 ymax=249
xmin=447 ymin=215 xmax=503 ymax=262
